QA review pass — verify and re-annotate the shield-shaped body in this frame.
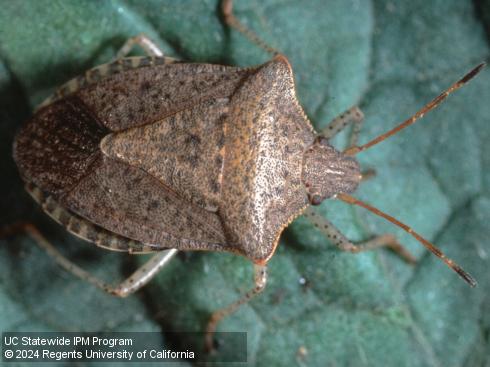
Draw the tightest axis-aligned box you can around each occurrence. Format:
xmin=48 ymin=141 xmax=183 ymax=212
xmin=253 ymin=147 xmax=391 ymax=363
xmin=14 ymin=55 xmax=315 ymax=263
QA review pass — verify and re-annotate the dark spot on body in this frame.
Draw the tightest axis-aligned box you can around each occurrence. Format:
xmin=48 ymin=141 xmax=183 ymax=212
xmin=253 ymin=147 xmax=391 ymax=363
xmin=209 ymin=179 xmax=220 ymax=193
xmin=117 ymin=237 xmax=129 ymax=250
xmin=135 ymin=242 xmax=145 ymax=252
xmin=185 ymin=134 xmax=201 ymax=146
xmin=154 ymin=57 xmax=166 ymax=65
xmin=215 ymin=155 xmax=223 ymax=167
xmin=217 ymin=133 xmax=225 ymax=148
xmin=44 ymin=199 xmax=56 ymax=212
xmin=85 ymin=226 xmax=98 ymax=242
xmin=274 ymin=187 xmax=283 ymax=196
xmin=148 ymin=200 xmax=160 ymax=209
xmin=99 ymin=234 xmax=111 ymax=247
xmin=140 ymin=80 xmax=151 ymax=92
xmin=58 ymin=210 xmax=70 ymax=225
xmin=132 ymin=176 xmax=142 ymax=185
xmin=139 ymin=57 xmax=151 ymax=67
xmin=185 ymin=154 xmax=199 ymax=168
xmin=122 ymin=59 xmax=133 ymax=69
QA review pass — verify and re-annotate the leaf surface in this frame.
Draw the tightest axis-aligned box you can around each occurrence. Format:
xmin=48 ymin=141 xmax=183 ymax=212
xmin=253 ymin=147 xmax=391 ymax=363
xmin=0 ymin=1 xmax=489 ymax=365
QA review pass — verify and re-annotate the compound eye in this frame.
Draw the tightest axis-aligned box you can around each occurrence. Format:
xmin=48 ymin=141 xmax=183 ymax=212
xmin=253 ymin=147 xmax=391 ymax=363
xmin=308 ymin=193 xmax=323 ymax=206
xmin=314 ymin=136 xmax=329 ymax=147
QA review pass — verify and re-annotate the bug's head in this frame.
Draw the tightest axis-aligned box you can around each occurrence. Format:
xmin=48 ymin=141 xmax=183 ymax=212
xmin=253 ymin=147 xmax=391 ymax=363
xmin=303 ymin=63 xmax=485 ymax=288
xmin=302 ymin=136 xmax=361 ymax=206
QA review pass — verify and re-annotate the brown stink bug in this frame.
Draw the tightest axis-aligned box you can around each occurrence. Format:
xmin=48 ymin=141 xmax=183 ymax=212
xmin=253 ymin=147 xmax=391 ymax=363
xmin=5 ymin=0 xmax=483 ymax=351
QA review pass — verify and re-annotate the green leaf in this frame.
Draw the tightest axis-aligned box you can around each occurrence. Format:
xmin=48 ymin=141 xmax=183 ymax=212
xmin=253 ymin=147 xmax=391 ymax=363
xmin=1 ymin=0 xmax=489 ymax=366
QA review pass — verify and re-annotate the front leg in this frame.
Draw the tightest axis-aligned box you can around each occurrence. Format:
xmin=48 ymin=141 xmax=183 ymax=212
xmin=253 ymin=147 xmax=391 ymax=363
xmin=320 ymin=106 xmax=364 ymax=148
xmin=221 ymin=0 xmax=279 ymax=56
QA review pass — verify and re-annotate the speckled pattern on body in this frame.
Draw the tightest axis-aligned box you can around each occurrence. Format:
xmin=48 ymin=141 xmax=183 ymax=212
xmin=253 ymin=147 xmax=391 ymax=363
xmin=13 ymin=54 xmax=360 ymax=263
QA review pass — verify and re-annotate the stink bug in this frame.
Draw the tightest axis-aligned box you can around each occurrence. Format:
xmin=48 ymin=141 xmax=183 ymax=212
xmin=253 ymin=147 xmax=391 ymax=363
xmin=4 ymin=0 xmax=483 ymax=352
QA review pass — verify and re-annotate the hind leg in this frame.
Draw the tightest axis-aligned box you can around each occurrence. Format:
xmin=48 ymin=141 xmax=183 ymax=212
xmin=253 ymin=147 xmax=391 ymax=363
xmin=1 ymin=222 xmax=177 ymax=297
xmin=303 ymin=207 xmax=416 ymax=263
xmin=205 ymin=263 xmax=267 ymax=352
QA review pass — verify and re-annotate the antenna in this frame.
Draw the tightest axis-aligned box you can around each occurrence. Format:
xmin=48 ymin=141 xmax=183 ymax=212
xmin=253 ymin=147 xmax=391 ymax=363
xmin=344 ymin=63 xmax=485 ymax=156
xmin=337 ymin=193 xmax=477 ymax=287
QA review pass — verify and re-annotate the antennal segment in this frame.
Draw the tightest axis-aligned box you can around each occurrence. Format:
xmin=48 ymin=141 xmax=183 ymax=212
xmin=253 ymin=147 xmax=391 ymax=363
xmin=337 ymin=193 xmax=477 ymax=287
xmin=344 ymin=63 xmax=485 ymax=156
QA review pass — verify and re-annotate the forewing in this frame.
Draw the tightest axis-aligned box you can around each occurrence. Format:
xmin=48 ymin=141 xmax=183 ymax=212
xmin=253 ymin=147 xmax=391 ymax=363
xmin=13 ymin=96 xmax=109 ymax=197
xmin=100 ymin=97 xmax=228 ymax=211
xmin=14 ymin=59 xmax=260 ymax=254
xmin=62 ymin=155 xmax=234 ymax=252
xmin=76 ymin=62 xmax=255 ymax=131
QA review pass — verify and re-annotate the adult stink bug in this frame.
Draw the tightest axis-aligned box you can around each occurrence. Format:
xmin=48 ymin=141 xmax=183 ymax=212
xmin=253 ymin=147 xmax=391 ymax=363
xmin=5 ymin=0 xmax=483 ymax=351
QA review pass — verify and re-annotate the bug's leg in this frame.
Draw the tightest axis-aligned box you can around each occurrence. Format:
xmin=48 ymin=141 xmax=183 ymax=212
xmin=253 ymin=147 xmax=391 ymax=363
xmin=303 ymin=207 xmax=416 ymax=263
xmin=103 ymin=249 xmax=178 ymax=297
xmin=320 ymin=106 xmax=365 ymax=147
xmin=0 ymin=222 xmax=177 ymax=296
xmin=116 ymin=33 xmax=164 ymax=58
xmin=221 ymin=0 xmax=279 ymax=55
xmin=321 ymin=108 xmax=376 ymax=182
xmin=205 ymin=263 xmax=267 ymax=352
xmin=321 ymin=108 xmax=377 ymax=180
xmin=37 ymin=35 xmax=166 ymax=111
